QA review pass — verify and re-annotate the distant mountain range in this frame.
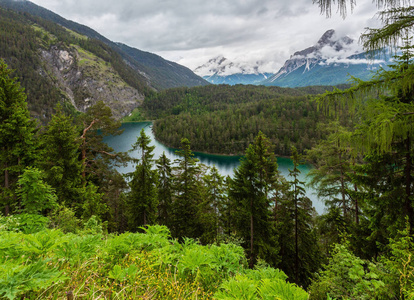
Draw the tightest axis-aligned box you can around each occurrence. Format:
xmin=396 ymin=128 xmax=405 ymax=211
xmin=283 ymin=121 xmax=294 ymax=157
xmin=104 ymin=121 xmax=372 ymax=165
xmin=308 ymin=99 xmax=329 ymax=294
xmin=196 ymin=30 xmax=390 ymax=87
xmin=0 ymin=0 xmax=208 ymax=120
xmin=194 ymin=56 xmax=273 ymax=85
xmin=262 ymin=29 xmax=390 ymax=87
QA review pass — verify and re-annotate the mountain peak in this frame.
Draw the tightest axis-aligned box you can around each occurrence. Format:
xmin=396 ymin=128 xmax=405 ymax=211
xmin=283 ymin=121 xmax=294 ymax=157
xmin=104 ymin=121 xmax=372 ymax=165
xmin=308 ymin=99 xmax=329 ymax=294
xmin=262 ymin=29 xmax=387 ymax=87
xmin=317 ymin=29 xmax=336 ymax=46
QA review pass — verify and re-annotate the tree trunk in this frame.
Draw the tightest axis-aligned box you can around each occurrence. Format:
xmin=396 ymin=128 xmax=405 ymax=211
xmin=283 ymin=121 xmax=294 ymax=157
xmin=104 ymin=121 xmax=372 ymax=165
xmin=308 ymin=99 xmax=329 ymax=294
xmin=295 ymin=185 xmax=299 ymax=285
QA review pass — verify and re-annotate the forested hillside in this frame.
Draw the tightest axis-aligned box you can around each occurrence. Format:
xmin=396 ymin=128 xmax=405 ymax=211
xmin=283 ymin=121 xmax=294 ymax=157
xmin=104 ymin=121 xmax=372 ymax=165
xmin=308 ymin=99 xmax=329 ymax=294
xmin=0 ymin=1 xmax=208 ymax=122
xmin=0 ymin=0 xmax=208 ymax=90
xmin=0 ymin=6 xmax=149 ymax=120
xmin=141 ymin=84 xmax=350 ymax=156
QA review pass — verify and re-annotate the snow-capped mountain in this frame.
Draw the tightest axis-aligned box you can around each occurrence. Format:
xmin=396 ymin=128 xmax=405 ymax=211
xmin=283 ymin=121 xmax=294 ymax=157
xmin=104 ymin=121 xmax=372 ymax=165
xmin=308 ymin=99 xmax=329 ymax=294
xmin=194 ymin=56 xmax=273 ymax=85
xmin=261 ymin=29 xmax=389 ymax=87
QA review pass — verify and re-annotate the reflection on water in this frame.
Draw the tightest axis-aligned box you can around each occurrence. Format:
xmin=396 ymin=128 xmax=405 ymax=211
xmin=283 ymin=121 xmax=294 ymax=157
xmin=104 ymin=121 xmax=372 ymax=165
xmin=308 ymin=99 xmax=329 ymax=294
xmin=103 ymin=122 xmax=324 ymax=214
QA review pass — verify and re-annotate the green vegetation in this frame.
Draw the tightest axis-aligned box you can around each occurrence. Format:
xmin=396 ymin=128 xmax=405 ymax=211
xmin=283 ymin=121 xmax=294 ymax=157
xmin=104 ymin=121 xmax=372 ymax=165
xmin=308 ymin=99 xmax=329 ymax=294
xmin=0 ymin=5 xmax=151 ymax=122
xmin=1 ymin=0 xmax=414 ymax=298
xmin=0 ymin=216 xmax=309 ymax=299
xmin=142 ymin=84 xmax=351 ymax=156
xmin=121 ymin=107 xmax=148 ymax=122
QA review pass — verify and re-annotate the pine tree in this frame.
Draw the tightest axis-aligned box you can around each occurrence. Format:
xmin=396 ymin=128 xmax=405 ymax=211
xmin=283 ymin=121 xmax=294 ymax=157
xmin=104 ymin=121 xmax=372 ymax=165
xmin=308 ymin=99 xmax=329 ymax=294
xmin=38 ymin=105 xmax=83 ymax=210
xmin=127 ymin=128 xmax=158 ymax=229
xmin=171 ymin=138 xmax=202 ymax=239
xmin=228 ymin=132 xmax=280 ymax=268
xmin=156 ymin=151 xmax=173 ymax=227
xmin=277 ymin=147 xmax=321 ymax=287
xmin=0 ymin=60 xmax=37 ymax=215
xmin=199 ymin=165 xmax=226 ymax=244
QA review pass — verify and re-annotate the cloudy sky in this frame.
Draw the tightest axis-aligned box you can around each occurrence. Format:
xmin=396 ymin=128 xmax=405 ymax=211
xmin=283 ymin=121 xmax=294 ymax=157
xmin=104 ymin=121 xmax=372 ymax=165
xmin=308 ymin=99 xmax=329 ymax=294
xmin=29 ymin=0 xmax=382 ymax=72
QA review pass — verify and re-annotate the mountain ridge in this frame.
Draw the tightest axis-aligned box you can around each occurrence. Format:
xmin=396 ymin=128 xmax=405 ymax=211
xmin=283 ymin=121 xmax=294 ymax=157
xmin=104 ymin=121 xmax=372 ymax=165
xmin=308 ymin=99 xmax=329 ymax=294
xmin=262 ymin=29 xmax=389 ymax=87
xmin=0 ymin=0 xmax=208 ymax=91
xmin=194 ymin=56 xmax=273 ymax=85
xmin=0 ymin=0 xmax=208 ymax=121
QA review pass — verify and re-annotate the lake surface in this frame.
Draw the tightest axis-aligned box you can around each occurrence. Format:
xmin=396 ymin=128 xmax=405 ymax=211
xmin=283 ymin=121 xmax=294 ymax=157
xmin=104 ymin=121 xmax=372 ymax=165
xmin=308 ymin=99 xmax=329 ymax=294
xmin=103 ymin=122 xmax=324 ymax=214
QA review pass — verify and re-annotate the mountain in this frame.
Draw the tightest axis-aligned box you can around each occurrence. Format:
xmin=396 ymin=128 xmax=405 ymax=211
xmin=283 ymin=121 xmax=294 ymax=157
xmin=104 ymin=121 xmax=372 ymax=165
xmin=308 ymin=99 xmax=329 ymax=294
xmin=0 ymin=0 xmax=208 ymax=121
xmin=261 ymin=29 xmax=389 ymax=87
xmin=194 ymin=56 xmax=273 ymax=85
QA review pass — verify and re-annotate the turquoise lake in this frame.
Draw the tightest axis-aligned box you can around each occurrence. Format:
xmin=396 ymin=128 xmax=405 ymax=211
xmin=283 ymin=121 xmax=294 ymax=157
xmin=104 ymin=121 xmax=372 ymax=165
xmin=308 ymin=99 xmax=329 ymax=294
xmin=103 ymin=122 xmax=324 ymax=214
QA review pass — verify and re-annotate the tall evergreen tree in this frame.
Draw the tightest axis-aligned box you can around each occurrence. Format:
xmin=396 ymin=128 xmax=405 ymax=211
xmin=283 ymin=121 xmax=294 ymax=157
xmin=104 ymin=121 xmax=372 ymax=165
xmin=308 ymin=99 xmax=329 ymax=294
xmin=38 ymin=105 xmax=83 ymax=210
xmin=199 ymin=165 xmax=226 ymax=244
xmin=277 ymin=147 xmax=321 ymax=287
xmin=127 ymin=128 xmax=158 ymax=229
xmin=171 ymin=138 xmax=202 ymax=239
xmin=0 ymin=60 xmax=37 ymax=215
xmin=156 ymin=151 xmax=173 ymax=228
xmin=228 ymin=132 xmax=280 ymax=268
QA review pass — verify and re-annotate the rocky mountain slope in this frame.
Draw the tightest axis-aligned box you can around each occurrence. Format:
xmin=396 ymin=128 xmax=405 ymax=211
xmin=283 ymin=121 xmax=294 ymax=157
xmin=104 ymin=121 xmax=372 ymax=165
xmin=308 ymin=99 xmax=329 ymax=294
xmin=261 ymin=29 xmax=389 ymax=87
xmin=0 ymin=0 xmax=208 ymax=121
xmin=194 ymin=56 xmax=273 ymax=85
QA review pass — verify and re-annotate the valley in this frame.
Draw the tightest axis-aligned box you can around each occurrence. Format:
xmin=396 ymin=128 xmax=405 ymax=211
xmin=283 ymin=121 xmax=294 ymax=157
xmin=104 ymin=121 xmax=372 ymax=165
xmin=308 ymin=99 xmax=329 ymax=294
xmin=0 ymin=0 xmax=414 ymax=299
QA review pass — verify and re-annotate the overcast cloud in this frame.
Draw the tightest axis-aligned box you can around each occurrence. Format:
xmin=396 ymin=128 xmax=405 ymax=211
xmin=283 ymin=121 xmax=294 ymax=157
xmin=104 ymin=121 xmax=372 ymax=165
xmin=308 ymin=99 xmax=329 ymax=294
xmin=29 ymin=0 xmax=382 ymax=72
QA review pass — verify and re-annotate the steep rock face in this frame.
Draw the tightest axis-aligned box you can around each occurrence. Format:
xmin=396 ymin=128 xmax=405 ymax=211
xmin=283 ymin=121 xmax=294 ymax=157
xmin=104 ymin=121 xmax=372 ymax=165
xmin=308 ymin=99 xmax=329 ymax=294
xmin=40 ymin=45 xmax=143 ymax=119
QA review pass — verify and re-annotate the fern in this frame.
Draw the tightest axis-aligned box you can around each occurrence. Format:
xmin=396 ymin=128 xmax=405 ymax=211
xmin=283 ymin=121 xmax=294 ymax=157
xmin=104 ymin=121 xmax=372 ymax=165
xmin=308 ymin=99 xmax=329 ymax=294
xmin=0 ymin=259 xmax=64 ymax=300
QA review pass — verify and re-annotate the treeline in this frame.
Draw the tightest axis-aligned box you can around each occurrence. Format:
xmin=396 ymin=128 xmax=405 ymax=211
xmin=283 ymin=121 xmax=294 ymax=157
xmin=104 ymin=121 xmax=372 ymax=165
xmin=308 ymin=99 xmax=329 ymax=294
xmin=143 ymin=84 xmax=350 ymax=156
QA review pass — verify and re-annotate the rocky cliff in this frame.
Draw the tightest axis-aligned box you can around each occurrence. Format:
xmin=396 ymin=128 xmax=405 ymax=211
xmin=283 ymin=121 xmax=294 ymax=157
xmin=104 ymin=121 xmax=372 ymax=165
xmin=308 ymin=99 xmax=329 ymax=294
xmin=40 ymin=45 xmax=143 ymax=119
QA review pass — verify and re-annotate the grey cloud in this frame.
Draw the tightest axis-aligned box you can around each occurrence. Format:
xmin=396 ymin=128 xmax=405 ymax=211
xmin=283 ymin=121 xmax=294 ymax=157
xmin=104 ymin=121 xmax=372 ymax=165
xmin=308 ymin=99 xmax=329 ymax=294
xmin=30 ymin=0 xmax=379 ymax=71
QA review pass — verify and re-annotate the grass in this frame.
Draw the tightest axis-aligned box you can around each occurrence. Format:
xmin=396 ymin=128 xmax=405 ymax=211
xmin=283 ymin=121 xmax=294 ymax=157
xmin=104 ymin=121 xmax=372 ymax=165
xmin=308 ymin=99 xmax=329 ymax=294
xmin=0 ymin=215 xmax=308 ymax=299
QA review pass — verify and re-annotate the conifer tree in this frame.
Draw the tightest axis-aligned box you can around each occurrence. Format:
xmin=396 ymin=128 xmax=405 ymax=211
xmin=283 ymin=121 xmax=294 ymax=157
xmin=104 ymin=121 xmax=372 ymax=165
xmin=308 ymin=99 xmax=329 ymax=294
xmin=199 ymin=165 xmax=226 ymax=244
xmin=156 ymin=151 xmax=173 ymax=227
xmin=127 ymin=128 xmax=158 ymax=229
xmin=228 ymin=132 xmax=279 ymax=268
xmin=277 ymin=147 xmax=320 ymax=287
xmin=0 ymin=60 xmax=37 ymax=215
xmin=171 ymin=138 xmax=202 ymax=239
xmin=38 ymin=105 xmax=84 ymax=209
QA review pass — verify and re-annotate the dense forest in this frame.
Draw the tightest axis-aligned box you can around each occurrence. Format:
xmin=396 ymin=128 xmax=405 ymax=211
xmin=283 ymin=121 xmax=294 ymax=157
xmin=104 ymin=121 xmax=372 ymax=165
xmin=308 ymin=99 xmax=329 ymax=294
xmin=1 ymin=0 xmax=414 ymax=298
xmin=142 ymin=84 xmax=351 ymax=156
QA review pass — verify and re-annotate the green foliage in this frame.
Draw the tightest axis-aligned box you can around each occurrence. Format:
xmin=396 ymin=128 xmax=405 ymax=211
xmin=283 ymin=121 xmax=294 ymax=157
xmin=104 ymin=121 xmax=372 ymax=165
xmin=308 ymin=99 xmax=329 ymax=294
xmin=308 ymin=241 xmax=385 ymax=299
xmin=378 ymin=223 xmax=414 ymax=299
xmin=127 ymin=128 xmax=158 ymax=229
xmin=80 ymin=183 xmax=107 ymax=221
xmin=49 ymin=205 xmax=80 ymax=233
xmin=145 ymin=85 xmax=339 ymax=156
xmin=0 ymin=60 xmax=37 ymax=215
xmin=82 ymin=215 xmax=104 ymax=235
xmin=121 ymin=108 xmax=147 ymax=122
xmin=0 ymin=221 xmax=286 ymax=299
xmin=171 ymin=138 xmax=203 ymax=239
xmin=37 ymin=104 xmax=84 ymax=207
xmin=0 ymin=259 xmax=64 ymax=300
xmin=17 ymin=167 xmax=57 ymax=214
xmin=215 ymin=266 xmax=308 ymax=300
xmin=0 ymin=213 xmax=49 ymax=234
xmin=228 ymin=132 xmax=280 ymax=267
